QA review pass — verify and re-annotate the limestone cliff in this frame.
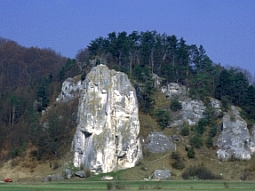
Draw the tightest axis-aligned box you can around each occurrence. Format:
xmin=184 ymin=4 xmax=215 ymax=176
xmin=72 ymin=65 xmax=142 ymax=173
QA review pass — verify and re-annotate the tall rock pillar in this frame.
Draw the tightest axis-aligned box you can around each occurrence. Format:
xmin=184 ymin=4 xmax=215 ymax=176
xmin=72 ymin=65 xmax=142 ymax=173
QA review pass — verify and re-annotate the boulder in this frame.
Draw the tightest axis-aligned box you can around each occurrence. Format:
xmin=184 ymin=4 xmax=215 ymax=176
xmin=101 ymin=175 xmax=114 ymax=180
xmin=216 ymin=106 xmax=255 ymax=161
xmin=72 ymin=65 xmax=142 ymax=173
xmin=74 ymin=170 xmax=85 ymax=178
xmin=63 ymin=168 xmax=72 ymax=179
xmin=144 ymin=132 xmax=175 ymax=153
xmin=43 ymin=174 xmax=64 ymax=182
xmin=163 ymin=83 xmax=188 ymax=99
xmin=152 ymin=169 xmax=171 ymax=180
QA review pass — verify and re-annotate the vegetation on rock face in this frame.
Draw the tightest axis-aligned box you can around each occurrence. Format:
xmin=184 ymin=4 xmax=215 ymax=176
xmin=170 ymin=97 xmax=182 ymax=112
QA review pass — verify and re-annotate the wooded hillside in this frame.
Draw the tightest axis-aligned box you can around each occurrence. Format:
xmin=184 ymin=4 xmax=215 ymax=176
xmin=0 ymin=38 xmax=79 ymax=159
xmin=81 ymin=31 xmax=255 ymax=120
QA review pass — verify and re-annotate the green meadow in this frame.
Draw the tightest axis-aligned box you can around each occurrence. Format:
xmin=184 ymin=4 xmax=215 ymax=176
xmin=1 ymin=180 xmax=255 ymax=191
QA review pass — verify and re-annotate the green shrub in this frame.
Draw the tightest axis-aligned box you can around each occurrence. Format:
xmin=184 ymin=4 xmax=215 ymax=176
xmin=186 ymin=146 xmax=195 ymax=158
xmin=96 ymin=58 xmax=100 ymax=65
xmin=180 ymin=125 xmax=190 ymax=136
xmin=81 ymin=72 xmax=86 ymax=81
xmin=172 ymin=159 xmax=185 ymax=170
xmin=53 ymin=162 xmax=60 ymax=170
xmin=171 ymin=152 xmax=185 ymax=170
xmin=208 ymin=126 xmax=217 ymax=137
xmin=182 ymin=165 xmax=222 ymax=180
xmin=221 ymin=96 xmax=231 ymax=112
xmin=106 ymin=182 xmax=126 ymax=190
xmin=206 ymin=137 xmax=213 ymax=148
xmin=30 ymin=150 xmax=38 ymax=158
xmin=9 ymin=142 xmax=27 ymax=158
xmin=196 ymin=118 xmax=208 ymax=135
xmin=170 ymin=97 xmax=182 ymax=112
xmin=171 ymin=152 xmax=181 ymax=160
xmin=155 ymin=109 xmax=171 ymax=130
xmin=190 ymin=134 xmax=203 ymax=148
xmin=85 ymin=169 xmax=91 ymax=178
xmin=247 ymin=120 xmax=254 ymax=131
xmin=138 ymin=183 xmax=148 ymax=190
xmin=153 ymin=182 xmax=162 ymax=189
xmin=107 ymin=182 xmax=114 ymax=190
xmin=9 ymin=147 xmax=22 ymax=158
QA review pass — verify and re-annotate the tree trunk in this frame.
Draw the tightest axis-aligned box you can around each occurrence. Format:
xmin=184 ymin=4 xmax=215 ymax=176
xmin=150 ymin=50 xmax=154 ymax=75
xmin=129 ymin=52 xmax=132 ymax=75
xmin=10 ymin=104 xmax=15 ymax=127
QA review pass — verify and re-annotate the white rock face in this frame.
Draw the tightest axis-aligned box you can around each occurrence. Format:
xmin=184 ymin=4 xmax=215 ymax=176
xmin=180 ymin=99 xmax=206 ymax=126
xmin=72 ymin=65 xmax=142 ymax=173
xmin=144 ymin=132 xmax=175 ymax=153
xmin=163 ymin=83 xmax=205 ymax=126
xmin=56 ymin=77 xmax=82 ymax=102
xmin=210 ymin=98 xmax=222 ymax=116
xmin=163 ymin=83 xmax=188 ymax=99
xmin=216 ymin=106 xmax=255 ymax=161
xmin=163 ymin=83 xmax=222 ymax=127
xmin=152 ymin=169 xmax=171 ymax=180
xmin=250 ymin=126 xmax=255 ymax=154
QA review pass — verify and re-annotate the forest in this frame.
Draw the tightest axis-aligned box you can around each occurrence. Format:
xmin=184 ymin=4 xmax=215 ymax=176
xmin=0 ymin=30 xmax=254 ymax=161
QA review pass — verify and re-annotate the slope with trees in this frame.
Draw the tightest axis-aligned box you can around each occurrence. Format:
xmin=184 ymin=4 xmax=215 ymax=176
xmin=79 ymin=31 xmax=255 ymax=121
xmin=0 ymin=38 xmax=80 ymax=160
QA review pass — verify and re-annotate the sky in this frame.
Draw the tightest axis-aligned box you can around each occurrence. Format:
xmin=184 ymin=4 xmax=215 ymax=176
xmin=1 ymin=0 xmax=255 ymax=75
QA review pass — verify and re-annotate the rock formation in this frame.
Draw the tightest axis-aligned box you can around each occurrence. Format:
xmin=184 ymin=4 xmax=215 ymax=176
xmin=216 ymin=106 xmax=255 ymax=161
xmin=152 ymin=169 xmax=171 ymax=180
xmin=162 ymin=82 xmax=255 ymax=161
xmin=144 ymin=132 xmax=175 ymax=153
xmin=180 ymin=99 xmax=206 ymax=126
xmin=56 ymin=76 xmax=82 ymax=102
xmin=162 ymin=82 xmax=188 ymax=99
xmin=163 ymin=83 xmax=206 ymax=126
xmin=72 ymin=64 xmax=142 ymax=173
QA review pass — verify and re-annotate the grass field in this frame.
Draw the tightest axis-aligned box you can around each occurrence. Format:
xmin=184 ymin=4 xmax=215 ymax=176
xmin=1 ymin=180 xmax=255 ymax=191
